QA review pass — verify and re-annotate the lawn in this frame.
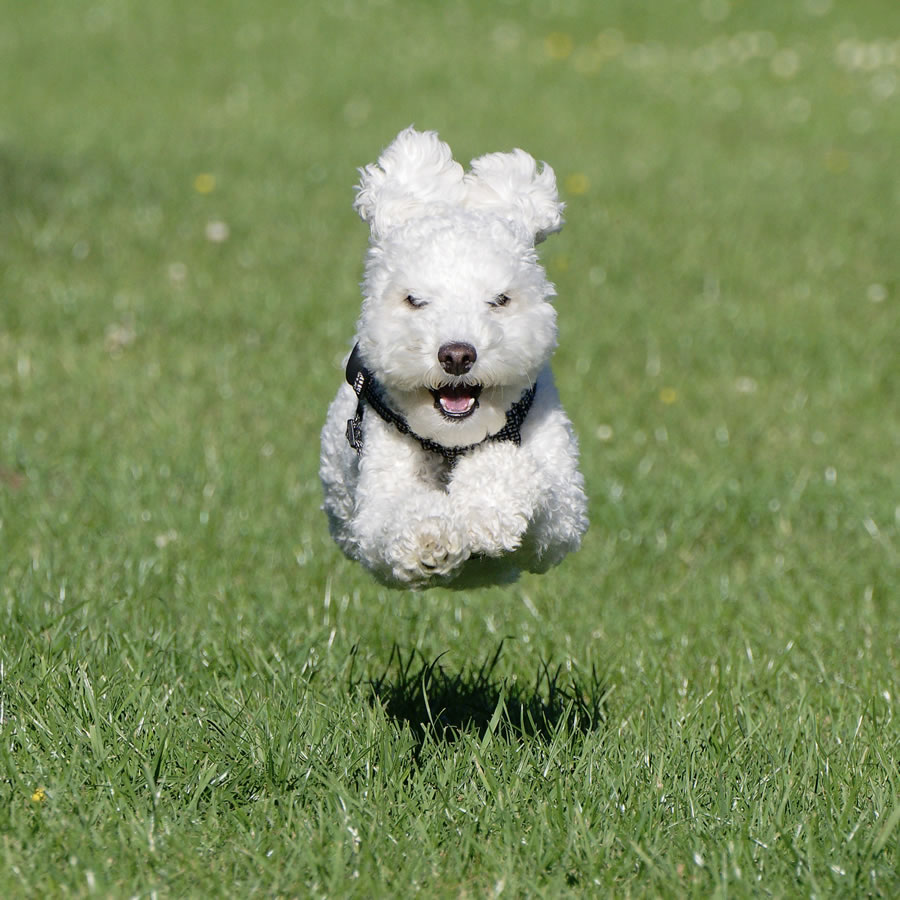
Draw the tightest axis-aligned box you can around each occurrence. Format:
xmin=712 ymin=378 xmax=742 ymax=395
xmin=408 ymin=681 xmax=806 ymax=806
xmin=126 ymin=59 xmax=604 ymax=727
xmin=1 ymin=0 xmax=898 ymax=896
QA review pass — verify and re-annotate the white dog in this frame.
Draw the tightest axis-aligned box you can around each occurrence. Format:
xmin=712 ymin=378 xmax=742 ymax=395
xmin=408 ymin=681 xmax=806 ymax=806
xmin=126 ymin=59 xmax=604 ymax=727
xmin=320 ymin=127 xmax=588 ymax=587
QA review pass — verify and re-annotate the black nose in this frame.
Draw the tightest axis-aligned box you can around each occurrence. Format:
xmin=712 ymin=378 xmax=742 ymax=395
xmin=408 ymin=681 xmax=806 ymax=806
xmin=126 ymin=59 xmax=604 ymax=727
xmin=438 ymin=342 xmax=477 ymax=376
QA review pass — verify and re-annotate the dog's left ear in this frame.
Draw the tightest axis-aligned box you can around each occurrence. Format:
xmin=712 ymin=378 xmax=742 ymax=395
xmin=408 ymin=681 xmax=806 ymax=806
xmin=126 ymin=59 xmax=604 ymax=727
xmin=465 ymin=149 xmax=565 ymax=244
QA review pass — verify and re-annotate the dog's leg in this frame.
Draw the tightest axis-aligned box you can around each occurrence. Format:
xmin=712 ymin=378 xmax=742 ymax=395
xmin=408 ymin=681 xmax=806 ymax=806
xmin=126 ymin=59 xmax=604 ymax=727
xmin=448 ymin=403 xmax=588 ymax=571
xmin=447 ymin=442 xmax=539 ymax=558
xmin=350 ymin=426 xmax=469 ymax=585
xmin=515 ymin=407 xmax=589 ymax=572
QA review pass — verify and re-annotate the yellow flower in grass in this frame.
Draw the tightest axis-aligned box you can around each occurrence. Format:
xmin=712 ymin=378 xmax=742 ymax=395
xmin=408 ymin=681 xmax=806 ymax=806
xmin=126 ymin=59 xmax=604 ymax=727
xmin=545 ymin=32 xmax=574 ymax=61
xmin=193 ymin=172 xmax=217 ymax=194
xmin=564 ymin=173 xmax=590 ymax=196
xmin=659 ymin=387 xmax=679 ymax=405
xmin=31 ymin=786 xmax=47 ymax=804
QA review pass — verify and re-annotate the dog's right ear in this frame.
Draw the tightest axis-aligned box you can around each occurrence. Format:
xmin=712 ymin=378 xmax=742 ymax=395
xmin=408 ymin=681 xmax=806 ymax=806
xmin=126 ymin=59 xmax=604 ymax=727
xmin=353 ymin=126 xmax=466 ymax=239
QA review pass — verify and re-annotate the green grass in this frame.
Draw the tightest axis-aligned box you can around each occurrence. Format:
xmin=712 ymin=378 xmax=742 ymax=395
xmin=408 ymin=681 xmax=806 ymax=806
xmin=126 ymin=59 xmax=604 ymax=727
xmin=2 ymin=0 xmax=899 ymax=895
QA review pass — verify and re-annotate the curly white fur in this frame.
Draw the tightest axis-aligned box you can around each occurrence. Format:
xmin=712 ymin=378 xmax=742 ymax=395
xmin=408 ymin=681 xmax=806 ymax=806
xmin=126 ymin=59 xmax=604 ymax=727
xmin=320 ymin=127 xmax=588 ymax=587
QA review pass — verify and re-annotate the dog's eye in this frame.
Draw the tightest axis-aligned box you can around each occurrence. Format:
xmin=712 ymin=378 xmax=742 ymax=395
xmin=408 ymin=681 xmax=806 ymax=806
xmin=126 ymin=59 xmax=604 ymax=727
xmin=490 ymin=293 xmax=511 ymax=308
xmin=404 ymin=294 xmax=427 ymax=309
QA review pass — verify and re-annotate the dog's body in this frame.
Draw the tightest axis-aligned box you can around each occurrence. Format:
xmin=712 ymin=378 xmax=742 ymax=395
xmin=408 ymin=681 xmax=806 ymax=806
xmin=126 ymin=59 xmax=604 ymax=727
xmin=320 ymin=128 xmax=588 ymax=587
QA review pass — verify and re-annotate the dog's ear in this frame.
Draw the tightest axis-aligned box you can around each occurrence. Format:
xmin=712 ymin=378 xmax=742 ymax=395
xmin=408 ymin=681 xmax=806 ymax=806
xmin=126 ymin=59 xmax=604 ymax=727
xmin=353 ymin=126 xmax=466 ymax=238
xmin=465 ymin=149 xmax=565 ymax=244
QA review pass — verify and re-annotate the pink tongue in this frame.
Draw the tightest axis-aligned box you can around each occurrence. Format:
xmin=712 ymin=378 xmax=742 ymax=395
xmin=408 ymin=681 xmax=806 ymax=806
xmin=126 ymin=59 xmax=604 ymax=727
xmin=440 ymin=388 xmax=475 ymax=414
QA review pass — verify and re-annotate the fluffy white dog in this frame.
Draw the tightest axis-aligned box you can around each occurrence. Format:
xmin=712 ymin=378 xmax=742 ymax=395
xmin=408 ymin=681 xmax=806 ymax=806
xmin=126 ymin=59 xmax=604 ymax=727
xmin=320 ymin=127 xmax=588 ymax=587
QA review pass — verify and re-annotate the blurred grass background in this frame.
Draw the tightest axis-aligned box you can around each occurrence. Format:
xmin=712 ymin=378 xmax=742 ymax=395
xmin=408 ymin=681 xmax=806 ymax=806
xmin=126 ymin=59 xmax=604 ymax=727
xmin=1 ymin=0 xmax=899 ymax=895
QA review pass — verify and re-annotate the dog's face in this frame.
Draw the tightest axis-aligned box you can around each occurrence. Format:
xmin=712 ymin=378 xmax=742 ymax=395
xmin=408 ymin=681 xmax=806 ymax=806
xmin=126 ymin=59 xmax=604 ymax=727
xmin=358 ymin=210 xmax=557 ymax=446
xmin=352 ymin=128 xmax=565 ymax=447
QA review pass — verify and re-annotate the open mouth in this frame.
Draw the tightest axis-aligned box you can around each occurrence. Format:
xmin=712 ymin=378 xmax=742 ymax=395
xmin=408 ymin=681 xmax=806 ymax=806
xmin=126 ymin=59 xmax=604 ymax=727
xmin=430 ymin=384 xmax=482 ymax=419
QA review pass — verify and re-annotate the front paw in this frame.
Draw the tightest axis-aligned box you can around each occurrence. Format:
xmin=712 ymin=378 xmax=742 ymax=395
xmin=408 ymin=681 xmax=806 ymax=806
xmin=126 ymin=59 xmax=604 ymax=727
xmin=464 ymin=507 xmax=530 ymax=558
xmin=387 ymin=516 xmax=469 ymax=584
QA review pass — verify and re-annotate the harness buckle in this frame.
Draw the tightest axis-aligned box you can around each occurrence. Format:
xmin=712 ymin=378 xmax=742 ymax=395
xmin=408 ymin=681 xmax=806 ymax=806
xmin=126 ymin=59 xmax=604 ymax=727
xmin=346 ymin=413 xmax=363 ymax=453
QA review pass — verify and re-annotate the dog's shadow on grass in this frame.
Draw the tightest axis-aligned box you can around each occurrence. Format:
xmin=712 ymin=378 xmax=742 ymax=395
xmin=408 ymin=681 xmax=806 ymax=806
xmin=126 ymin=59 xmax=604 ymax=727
xmin=354 ymin=641 xmax=609 ymax=747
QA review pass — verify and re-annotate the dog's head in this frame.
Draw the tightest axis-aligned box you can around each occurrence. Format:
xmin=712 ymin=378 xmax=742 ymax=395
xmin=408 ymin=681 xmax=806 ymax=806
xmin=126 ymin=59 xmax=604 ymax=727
xmin=352 ymin=127 xmax=564 ymax=447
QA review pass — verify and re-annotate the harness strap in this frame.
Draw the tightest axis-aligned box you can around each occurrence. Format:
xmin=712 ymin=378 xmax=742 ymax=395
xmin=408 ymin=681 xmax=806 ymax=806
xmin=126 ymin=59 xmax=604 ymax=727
xmin=344 ymin=343 xmax=535 ymax=463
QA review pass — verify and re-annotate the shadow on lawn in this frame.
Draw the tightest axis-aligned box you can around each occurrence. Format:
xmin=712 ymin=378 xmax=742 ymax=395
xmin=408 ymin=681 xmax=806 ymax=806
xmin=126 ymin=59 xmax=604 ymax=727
xmin=355 ymin=641 xmax=609 ymax=745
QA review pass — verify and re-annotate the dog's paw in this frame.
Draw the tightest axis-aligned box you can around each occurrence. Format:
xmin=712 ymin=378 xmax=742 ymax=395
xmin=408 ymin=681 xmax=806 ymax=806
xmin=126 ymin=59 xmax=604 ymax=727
xmin=464 ymin=508 xmax=530 ymax=558
xmin=387 ymin=516 xmax=469 ymax=584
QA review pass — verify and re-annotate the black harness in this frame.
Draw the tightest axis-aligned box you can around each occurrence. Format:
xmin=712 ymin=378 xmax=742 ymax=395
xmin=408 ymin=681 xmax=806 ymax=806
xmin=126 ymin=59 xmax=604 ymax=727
xmin=344 ymin=344 xmax=535 ymax=463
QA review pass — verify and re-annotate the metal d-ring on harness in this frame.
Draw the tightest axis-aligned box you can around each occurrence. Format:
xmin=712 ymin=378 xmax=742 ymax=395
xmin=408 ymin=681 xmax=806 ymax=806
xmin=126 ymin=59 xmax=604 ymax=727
xmin=344 ymin=343 xmax=536 ymax=464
